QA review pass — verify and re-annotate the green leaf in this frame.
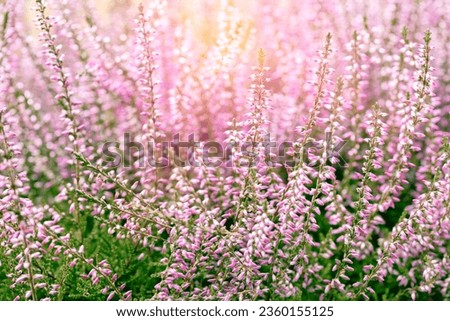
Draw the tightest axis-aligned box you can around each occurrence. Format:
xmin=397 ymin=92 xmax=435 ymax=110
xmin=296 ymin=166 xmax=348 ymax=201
xmin=2 ymin=12 xmax=9 ymax=33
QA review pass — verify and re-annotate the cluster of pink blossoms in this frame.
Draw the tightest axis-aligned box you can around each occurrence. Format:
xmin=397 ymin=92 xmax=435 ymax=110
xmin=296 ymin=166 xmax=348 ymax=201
xmin=0 ymin=0 xmax=449 ymax=300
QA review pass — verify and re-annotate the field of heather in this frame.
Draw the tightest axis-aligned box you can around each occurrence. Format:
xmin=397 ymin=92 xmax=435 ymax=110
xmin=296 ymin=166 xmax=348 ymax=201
xmin=0 ymin=0 xmax=449 ymax=301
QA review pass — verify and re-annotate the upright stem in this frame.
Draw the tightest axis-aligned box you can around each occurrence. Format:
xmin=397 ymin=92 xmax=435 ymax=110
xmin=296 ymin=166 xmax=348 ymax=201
xmin=0 ymin=113 xmax=37 ymax=301
xmin=35 ymin=0 xmax=83 ymax=241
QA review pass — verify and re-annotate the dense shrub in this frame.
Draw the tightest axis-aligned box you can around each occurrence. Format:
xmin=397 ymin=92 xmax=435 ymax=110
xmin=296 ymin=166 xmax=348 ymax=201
xmin=0 ymin=0 xmax=449 ymax=301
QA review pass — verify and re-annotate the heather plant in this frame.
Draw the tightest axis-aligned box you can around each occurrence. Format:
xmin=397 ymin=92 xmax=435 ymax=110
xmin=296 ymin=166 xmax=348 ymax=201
xmin=0 ymin=0 xmax=449 ymax=301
